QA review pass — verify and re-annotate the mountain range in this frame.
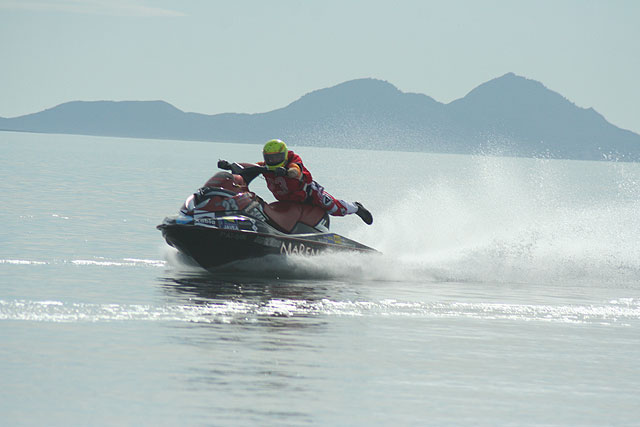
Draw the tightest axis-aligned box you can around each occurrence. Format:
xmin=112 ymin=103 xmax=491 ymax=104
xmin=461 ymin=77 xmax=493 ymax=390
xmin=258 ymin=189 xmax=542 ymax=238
xmin=2 ymin=73 xmax=639 ymax=161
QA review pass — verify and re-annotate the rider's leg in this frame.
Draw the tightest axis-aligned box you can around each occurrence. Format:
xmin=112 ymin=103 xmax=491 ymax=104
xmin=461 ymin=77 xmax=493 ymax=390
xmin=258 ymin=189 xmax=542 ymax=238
xmin=306 ymin=181 xmax=360 ymax=217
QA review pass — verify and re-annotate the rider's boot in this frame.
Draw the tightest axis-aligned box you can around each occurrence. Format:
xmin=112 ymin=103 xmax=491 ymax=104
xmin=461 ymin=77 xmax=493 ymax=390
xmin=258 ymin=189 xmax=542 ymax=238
xmin=355 ymin=202 xmax=373 ymax=225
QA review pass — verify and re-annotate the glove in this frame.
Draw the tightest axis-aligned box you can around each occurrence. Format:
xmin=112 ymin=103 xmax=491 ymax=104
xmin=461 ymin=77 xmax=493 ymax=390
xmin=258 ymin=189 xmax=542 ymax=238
xmin=274 ymin=167 xmax=287 ymax=177
xmin=287 ymin=167 xmax=301 ymax=179
xmin=217 ymin=159 xmax=230 ymax=170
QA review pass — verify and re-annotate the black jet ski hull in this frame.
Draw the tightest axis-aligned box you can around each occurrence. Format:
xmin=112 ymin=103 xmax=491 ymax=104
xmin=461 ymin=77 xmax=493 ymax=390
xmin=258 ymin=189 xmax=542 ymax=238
xmin=158 ymin=220 xmax=376 ymax=270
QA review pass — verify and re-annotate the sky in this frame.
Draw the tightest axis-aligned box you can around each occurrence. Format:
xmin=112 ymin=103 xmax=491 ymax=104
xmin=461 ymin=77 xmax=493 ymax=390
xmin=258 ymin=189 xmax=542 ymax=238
xmin=1 ymin=0 xmax=639 ymax=133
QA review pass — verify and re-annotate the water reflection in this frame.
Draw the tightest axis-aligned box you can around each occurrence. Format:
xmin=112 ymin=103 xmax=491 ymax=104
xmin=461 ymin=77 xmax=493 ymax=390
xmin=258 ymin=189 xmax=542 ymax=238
xmin=160 ymin=271 xmax=334 ymax=303
xmin=156 ymin=268 xmax=356 ymax=332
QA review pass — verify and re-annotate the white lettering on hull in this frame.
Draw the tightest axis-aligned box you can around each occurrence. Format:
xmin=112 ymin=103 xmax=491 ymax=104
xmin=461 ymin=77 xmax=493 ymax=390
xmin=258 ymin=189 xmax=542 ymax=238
xmin=280 ymin=241 xmax=319 ymax=256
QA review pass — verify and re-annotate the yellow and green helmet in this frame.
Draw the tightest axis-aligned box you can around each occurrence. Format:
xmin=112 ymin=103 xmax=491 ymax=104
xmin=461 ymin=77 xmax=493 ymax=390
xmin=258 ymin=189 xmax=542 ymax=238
xmin=262 ymin=139 xmax=288 ymax=170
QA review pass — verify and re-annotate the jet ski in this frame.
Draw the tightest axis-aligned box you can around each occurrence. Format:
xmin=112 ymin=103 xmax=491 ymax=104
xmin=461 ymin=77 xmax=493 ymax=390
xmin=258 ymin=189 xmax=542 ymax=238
xmin=157 ymin=162 xmax=376 ymax=270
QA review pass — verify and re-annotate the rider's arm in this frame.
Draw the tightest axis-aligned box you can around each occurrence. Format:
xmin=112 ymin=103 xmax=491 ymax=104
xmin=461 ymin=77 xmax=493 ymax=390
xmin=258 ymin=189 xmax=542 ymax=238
xmin=291 ymin=163 xmax=312 ymax=183
xmin=287 ymin=152 xmax=312 ymax=183
xmin=287 ymin=163 xmax=303 ymax=180
xmin=220 ymin=161 xmax=266 ymax=185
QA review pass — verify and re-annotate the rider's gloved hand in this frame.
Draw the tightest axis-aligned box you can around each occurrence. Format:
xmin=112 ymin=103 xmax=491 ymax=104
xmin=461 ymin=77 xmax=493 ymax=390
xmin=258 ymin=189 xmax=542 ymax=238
xmin=274 ymin=167 xmax=287 ymax=177
xmin=287 ymin=167 xmax=301 ymax=179
xmin=217 ymin=159 xmax=230 ymax=170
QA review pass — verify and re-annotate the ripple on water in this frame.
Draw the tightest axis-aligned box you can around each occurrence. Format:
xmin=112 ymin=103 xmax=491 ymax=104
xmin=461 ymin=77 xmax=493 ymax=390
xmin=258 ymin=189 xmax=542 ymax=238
xmin=1 ymin=298 xmax=638 ymax=325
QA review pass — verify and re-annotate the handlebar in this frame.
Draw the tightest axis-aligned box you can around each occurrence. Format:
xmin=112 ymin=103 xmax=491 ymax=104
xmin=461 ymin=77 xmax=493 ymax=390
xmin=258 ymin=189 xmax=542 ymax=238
xmin=217 ymin=160 xmax=286 ymax=177
xmin=217 ymin=160 xmax=276 ymax=185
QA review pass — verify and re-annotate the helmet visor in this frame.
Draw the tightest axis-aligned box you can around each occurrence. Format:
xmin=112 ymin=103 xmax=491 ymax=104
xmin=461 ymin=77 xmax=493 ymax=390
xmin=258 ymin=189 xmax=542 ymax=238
xmin=263 ymin=151 xmax=286 ymax=167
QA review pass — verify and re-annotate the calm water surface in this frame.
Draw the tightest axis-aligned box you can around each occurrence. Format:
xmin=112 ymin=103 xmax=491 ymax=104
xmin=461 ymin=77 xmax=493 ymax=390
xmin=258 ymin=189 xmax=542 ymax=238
xmin=1 ymin=132 xmax=639 ymax=425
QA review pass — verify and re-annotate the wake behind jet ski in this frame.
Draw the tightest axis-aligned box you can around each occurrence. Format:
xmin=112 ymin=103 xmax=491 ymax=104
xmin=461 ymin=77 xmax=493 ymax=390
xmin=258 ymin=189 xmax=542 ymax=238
xmin=157 ymin=161 xmax=377 ymax=271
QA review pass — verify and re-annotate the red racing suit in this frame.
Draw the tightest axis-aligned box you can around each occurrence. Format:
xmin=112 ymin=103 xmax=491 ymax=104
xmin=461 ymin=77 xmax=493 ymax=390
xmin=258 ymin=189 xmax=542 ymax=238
xmin=260 ymin=151 xmax=354 ymax=216
xmin=261 ymin=151 xmax=312 ymax=202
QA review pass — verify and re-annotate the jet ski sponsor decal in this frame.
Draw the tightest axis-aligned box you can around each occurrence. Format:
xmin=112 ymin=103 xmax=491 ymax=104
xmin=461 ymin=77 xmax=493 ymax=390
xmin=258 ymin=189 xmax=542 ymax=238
xmin=195 ymin=217 xmax=240 ymax=230
xmin=312 ymin=234 xmax=346 ymax=245
xmin=280 ymin=241 xmax=320 ymax=256
xmin=175 ymin=214 xmax=193 ymax=224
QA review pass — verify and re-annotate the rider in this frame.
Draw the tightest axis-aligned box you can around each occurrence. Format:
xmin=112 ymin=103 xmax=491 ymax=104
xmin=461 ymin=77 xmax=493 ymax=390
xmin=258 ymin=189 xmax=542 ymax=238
xmin=220 ymin=139 xmax=372 ymax=224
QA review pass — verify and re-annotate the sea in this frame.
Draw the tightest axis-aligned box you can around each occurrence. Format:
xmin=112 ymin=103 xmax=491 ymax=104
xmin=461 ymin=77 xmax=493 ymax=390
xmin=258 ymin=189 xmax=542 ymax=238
xmin=1 ymin=131 xmax=639 ymax=426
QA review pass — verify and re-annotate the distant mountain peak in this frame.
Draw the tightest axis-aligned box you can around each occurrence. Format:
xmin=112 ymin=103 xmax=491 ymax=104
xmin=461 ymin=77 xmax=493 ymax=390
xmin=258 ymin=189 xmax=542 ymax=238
xmin=48 ymin=99 xmax=184 ymax=114
xmin=463 ymin=72 xmax=546 ymax=97
xmin=328 ymin=77 xmax=400 ymax=91
xmin=284 ymin=78 xmax=441 ymax=114
xmin=449 ymin=72 xmax=576 ymax=115
xmin=294 ymin=78 xmax=401 ymax=102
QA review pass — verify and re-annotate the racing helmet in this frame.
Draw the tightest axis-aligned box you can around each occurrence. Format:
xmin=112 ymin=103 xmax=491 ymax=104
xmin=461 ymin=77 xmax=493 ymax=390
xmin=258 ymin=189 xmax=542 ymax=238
xmin=262 ymin=139 xmax=288 ymax=170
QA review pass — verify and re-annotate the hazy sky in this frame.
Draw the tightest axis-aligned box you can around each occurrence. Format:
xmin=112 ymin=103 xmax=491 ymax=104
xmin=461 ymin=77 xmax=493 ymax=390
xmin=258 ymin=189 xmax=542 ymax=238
xmin=2 ymin=0 xmax=639 ymax=133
